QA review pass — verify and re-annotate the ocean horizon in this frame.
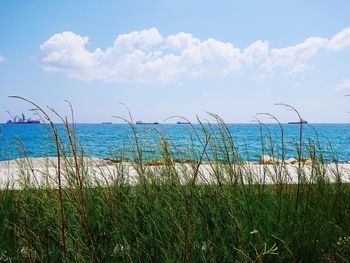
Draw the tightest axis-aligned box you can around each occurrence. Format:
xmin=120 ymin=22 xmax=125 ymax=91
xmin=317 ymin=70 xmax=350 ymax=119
xmin=1 ymin=123 xmax=349 ymax=162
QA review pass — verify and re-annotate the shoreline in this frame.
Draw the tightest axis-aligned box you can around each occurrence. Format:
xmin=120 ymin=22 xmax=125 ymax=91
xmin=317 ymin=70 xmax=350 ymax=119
xmin=1 ymin=156 xmax=350 ymax=189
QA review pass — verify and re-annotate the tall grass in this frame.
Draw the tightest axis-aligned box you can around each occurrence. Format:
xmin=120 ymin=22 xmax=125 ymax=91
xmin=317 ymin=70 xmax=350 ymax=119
xmin=0 ymin=98 xmax=350 ymax=262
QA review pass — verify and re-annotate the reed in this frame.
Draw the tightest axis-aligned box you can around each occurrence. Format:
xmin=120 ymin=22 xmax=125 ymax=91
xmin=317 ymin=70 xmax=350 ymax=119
xmin=0 ymin=98 xmax=349 ymax=262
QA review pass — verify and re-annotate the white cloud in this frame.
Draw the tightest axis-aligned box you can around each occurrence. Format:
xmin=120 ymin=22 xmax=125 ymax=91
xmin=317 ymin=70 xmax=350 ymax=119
xmin=242 ymin=40 xmax=269 ymax=66
xmin=40 ymin=28 xmax=242 ymax=83
xmin=327 ymin=28 xmax=350 ymax=50
xmin=40 ymin=31 xmax=102 ymax=78
xmin=336 ymin=79 xmax=350 ymax=91
xmin=0 ymin=54 xmax=5 ymax=62
xmin=40 ymin=27 xmax=350 ymax=84
xmin=262 ymin=37 xmax=327 ymax=74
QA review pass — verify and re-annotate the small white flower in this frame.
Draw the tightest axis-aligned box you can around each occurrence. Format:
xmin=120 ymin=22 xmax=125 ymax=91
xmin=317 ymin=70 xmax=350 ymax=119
xmin=0 ymin=251 xmax=9 ymax=262
xmin=112 ymin=244 xmax=125 ymax=255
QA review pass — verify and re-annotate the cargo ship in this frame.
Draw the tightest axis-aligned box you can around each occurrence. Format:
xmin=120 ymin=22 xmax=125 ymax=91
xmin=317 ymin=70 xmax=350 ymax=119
xmin=288 ymin=119 xmax=307 ymax=124
xmin=136 ymin=121 xmax=159 ymax=125
xmin=177 ymin=121 xmax=191 ymax=124
xmin=6 ymin=113 xmax=41 ymax=124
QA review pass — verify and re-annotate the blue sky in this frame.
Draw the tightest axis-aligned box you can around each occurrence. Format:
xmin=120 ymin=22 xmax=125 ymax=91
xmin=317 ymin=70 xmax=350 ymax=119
xmin=1 ymin=0 xmax=350 ymax=123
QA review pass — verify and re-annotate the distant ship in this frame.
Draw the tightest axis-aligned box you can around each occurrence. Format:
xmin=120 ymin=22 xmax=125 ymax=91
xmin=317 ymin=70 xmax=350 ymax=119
xmin=177 ymin=121 xmax=191 ymax=124
xmin=288 ymin=119 xmax=307 ymax=124
xmin=102 ymin=122 xmax=113 ymax=124
xmin=136 ymin=121 xmax=159 ymax=125
xmin=6 ymin=113 xmax=41 ymax=124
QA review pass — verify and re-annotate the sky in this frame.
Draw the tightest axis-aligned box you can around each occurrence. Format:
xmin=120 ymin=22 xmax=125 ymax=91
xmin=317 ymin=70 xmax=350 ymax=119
xmin=1 ymin=0 xmax=350 ymax=123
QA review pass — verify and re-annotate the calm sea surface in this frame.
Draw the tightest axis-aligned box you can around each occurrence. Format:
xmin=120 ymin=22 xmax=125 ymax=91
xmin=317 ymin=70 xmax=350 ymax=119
xmin=0 ymin=123 xmax=349 ymax=162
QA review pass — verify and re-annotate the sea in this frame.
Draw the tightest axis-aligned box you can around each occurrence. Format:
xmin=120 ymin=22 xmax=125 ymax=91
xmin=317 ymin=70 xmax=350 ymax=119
xmin=0 ymin=123 xmax=349 ymax=162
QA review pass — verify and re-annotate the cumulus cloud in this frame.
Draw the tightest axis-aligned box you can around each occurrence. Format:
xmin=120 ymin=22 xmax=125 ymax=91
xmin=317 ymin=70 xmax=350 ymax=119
xmin=336 ymin=79 xmax=350 ymax=91
xmin=40 ymin=29 xmax=242 ymax=83
xmin=327 ymin=28 xmax=350 ymax=50
xmin=0 ymin=54 xmax=5 ymax=62
xmin=40 ymin=27 xmax=350 ymax=83
xmin=262 ymin=37 xmax=328 ymax=75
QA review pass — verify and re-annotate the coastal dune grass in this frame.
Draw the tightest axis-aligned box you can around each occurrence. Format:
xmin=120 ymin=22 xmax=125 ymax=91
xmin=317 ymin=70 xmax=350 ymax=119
xmin=0 ymin=99 xmax=350 ymax=262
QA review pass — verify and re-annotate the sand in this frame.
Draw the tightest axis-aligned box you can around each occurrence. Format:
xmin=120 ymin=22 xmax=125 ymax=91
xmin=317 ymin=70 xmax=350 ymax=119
xmin=0 ymin=157 xmax=349 ymax=189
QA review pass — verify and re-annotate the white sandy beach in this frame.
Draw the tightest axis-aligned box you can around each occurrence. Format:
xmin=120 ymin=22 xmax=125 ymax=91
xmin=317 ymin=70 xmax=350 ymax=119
xmin=0 ymin=157 xmax=349 ymax=189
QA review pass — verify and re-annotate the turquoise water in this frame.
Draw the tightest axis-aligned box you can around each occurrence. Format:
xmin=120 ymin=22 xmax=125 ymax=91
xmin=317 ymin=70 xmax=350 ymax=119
xmin=0 ymin=123 xmax=349 ymax=162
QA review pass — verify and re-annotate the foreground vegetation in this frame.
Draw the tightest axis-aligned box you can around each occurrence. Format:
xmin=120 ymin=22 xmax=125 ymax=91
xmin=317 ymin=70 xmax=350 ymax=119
xmin=0 ymin=98 xmax=350 ymax=262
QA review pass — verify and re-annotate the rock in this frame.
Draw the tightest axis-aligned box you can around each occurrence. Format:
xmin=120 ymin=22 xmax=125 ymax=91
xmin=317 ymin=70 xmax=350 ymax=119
xmin=284 ymin=158 xmax=313 ymax=165
xmin=285 ymin=157 xmax=298 ymax=164
xmin=103 ymin=158 xmax=123 ymax=165
xmin=304 ymin=158 xmax=313 ymax=165
xmin=144 ymin=158 xmax=174 ymax=166
xmin=259 ymin=155 xmax=281 ymax=164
